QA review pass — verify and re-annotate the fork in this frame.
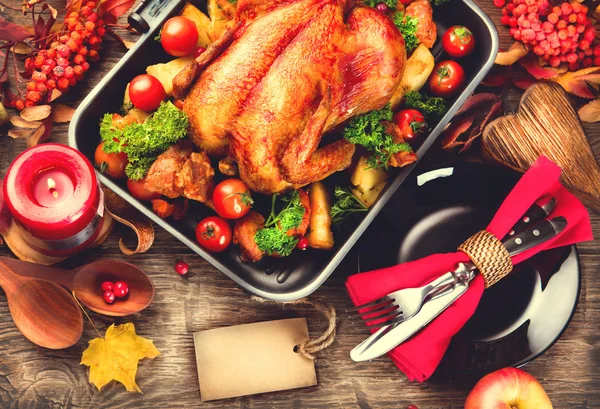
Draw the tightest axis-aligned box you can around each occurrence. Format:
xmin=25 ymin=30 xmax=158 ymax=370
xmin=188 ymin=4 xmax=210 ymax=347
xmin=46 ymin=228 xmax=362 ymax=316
xmin=349 ymin=195 xmax=557 ymax=328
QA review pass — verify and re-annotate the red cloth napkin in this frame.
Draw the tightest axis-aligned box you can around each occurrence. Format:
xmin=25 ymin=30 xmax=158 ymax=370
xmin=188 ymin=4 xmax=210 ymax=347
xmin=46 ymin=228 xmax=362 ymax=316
xmin=346 ymin=156 xmax=593 ymax=382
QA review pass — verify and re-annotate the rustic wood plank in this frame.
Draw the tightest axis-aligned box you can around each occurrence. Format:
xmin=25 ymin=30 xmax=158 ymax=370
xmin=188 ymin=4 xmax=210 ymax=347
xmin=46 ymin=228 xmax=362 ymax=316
xmin=0 ymin=1 xmax=598 ymax=408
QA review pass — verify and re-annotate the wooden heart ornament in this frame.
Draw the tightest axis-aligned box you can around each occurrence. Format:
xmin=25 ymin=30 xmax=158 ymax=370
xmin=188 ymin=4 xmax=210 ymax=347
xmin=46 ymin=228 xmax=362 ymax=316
xmin=482 ymin=82 xmax=600 ymax=211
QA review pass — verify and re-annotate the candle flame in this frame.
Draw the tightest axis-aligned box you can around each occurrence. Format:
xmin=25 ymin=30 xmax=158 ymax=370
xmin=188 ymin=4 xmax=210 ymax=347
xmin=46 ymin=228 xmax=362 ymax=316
xmin=47 ymin=178 xmax=56 ymax=190
xmin=52 ymin=191 xmax=59 ymax=198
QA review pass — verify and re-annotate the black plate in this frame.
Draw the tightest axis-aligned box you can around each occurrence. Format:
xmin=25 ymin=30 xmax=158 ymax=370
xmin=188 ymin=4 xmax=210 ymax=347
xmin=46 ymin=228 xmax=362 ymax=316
xmin=357 ymin=162 xmax=580 ymax=373
xmin=69 ymin=0 xmax=499 ymax=300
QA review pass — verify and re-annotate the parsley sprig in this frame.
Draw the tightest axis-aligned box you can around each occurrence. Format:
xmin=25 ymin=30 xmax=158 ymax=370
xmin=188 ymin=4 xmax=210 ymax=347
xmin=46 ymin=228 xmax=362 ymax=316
xmin=404 ymin=91 xmax=448 ymax=118
xmin=363 ymin=0 xmax=398 ymax=7
xmin=255 ymin=191 xmax=306 ymax=257
xmin=330 ymin=187 xmax=368 ymax=226
xmin=393 ymin=12 xmax=419 ymax=53
xmin=343 ymin=105 xmax=412 ymax=169
xmin=100 ymin=101 xmax=189 ymax=180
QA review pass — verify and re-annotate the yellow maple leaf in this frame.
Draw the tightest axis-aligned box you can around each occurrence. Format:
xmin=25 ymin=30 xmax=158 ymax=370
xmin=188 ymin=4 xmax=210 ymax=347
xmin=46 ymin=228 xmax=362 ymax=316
xmin=80 ymin=323 xmax=160 ymax=393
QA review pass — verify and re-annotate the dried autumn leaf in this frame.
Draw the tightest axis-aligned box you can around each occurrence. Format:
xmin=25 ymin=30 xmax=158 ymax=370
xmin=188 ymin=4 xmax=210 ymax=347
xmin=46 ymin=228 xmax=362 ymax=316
xmin=26 ymin=125 xmax=47 ymax=148
xmin=49 ymin=88 xmax=63 ymax=102
xmin=20 ymin=105 xmax=51 ymax=121
xmin=8 ymin=128 xmax=34 ymax=139
xmin=81 ymin=323 xmax=160 ymax=393
xmin=0 ymin=19 xmax=32 ymax=42
xmin=441 ymin=115 xmax=476 ymax=149
xmin=460 ymin=99 xmax=504 ymax=153
xmin=578 ymin=99 xmax=600 ymax=122
xmin=519 ymin=54 xmax=565 ymax=79
xmin=124 ymin=40 xmax=136 ymax=49
xmin=11 ymin=42 xmax=33 ymax=55
xmin=494 ymin=42 xmax=528 ymax=66
xmin=99 ymin=0 xmax=137 ymax=24
xmin=553 ymin=67 xmax=600 ymax=99
xmin=10 ymin=116 xmax=42 ymax=128
xmin=455 ymin=93 xmax=499 ymax=116
xmin=103 ymin=187 xmax=154 ymax=255
xmin=52 ymin=104 xmax=76 ymax=123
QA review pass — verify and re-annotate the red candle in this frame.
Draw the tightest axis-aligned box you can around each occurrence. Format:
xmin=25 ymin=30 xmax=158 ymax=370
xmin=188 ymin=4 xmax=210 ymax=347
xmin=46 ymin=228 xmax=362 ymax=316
xmin=3 ymin=144 xmax=105 ymax=256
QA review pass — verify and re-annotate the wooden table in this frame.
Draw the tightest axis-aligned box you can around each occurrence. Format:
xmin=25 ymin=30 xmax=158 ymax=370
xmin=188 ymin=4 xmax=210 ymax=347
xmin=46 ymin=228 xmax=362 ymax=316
xmin=0 ymin=2 xmax=598 ymax=408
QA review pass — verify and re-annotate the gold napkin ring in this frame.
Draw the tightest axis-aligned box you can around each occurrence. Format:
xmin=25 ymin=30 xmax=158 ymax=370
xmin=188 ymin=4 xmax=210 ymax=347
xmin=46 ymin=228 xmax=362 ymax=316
xmin=458 ymin=231 xmax=513 ymax=288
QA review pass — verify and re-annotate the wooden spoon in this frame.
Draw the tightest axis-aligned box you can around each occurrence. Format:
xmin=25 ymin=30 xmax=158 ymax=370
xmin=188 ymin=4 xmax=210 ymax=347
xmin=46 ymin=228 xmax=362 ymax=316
xmin=0 ymin=257 xmax=155 ymax=317
xmin=0 ymin=261 xmax=83 ymax=349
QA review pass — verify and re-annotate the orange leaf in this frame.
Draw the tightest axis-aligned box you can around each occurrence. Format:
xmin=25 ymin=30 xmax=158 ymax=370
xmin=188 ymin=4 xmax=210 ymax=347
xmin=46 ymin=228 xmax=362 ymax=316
xmin=494 ymin=42 xmax=529 ymax=66
xmin=553 ymin=67 xmax=600 ymax=99
xmin=578 ymin=99 xmax=600 ymax=122
xmin=99 ymin=0 xmax=137 ymax=24
xmin=519 ymin=54 xmax=565 ymax=79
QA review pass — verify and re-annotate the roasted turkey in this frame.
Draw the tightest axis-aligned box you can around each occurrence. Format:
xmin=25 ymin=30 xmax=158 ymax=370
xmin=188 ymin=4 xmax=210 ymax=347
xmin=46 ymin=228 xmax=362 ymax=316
xmin=173 ymin=0 xmax=409 ymax=194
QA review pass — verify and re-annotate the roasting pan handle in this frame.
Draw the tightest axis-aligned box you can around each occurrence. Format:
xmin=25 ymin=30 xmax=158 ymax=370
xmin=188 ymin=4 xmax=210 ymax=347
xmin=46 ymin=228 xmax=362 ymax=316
xmin=128 ymin=0 xmax=184 ymax=34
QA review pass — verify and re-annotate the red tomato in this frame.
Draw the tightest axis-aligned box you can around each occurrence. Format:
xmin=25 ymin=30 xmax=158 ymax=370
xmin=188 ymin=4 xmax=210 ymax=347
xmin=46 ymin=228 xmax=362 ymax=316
xmin=129 ymin=74 xmax=166 ymax=111
xmin=94 ymin=142 xmax=128 ymax=179
xmin=161 ymin=16 xmax=199 ymax=57
xmin=196 ymin=216 xmax=232 ymax=252
xmin=429 ymin=60 xmax=466 ymax=98
xmin=127 ymin=178 xmax=161 ymax=201
xmin=442 ymin=26 xmax=475 ymax=58
xmin=393 ymin=109 xmax=427 ymax=140
xmin=212 ymin=178 xmax=254 ymax=219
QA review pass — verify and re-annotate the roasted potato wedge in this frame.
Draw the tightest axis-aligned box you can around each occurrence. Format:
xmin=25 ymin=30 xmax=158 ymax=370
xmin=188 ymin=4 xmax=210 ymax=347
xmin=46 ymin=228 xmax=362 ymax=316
xmin=350 ymin=155 xmax=388 ymax=208
xmin=306 ymin=182 xmax=334 ymax=250
xmin=208 ymin=0 xmax=236 ymax=42
xmin=180 ymin=3 xmax=213 ymax=48
xmin=390 ymin=44 xmax=435 ymax=109
xmin=146 ymin=57 xmax=194 ymax=96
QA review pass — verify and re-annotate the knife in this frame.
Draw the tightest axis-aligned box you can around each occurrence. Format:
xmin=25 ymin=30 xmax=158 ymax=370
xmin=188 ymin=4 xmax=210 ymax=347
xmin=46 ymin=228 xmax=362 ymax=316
xmin=350 ymin=217 xmax=567 ymax=362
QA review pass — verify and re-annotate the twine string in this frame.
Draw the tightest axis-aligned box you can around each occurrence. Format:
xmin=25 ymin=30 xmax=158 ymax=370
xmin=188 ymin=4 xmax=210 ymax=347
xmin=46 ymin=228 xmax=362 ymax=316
xmin=251 ymin=296 xmax=336 ymax=360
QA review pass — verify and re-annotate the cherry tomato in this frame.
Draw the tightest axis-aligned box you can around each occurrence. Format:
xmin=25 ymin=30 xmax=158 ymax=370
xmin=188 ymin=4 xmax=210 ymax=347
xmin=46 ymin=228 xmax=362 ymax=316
xmin=212 ymin=178 xmax=254 ymax=219
xmin=127 ymin=178 xmax=161 ymax=201
xmin=393 ymin=109 xmax=427 ymax=141
xmin=196 ymin=216 xmax=232 ymax=252
xmin=94 ymin=142 xmax=128 ymax=179
xmin=161 ymin=16 xmax=199 ymax=57
xmin=442 ymin=26 xmax=475 ymax=58
xmin=128 ymin=74 xmax=166 ymax=111
xmin=428 ymin=60 xmax=466 ymax=98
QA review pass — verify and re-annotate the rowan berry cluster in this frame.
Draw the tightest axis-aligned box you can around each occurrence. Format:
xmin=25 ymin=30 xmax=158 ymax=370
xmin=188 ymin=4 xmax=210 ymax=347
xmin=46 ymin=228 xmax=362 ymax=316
xmin=495 ymin=0 xmax=600 ymax=70
xmin=18 ymin=1 xmax=105 ymax=110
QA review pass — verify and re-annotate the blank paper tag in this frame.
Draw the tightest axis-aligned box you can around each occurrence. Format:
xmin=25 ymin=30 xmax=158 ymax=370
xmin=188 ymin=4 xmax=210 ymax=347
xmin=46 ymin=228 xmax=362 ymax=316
xmin=193 ymin=318 xmax=317 ymax=401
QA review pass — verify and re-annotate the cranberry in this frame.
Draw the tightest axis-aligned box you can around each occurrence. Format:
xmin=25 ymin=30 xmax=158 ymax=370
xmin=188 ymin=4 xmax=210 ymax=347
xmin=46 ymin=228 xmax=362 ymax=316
xmin=407 ymin=406 xmax=419 ymax=409
xmin=101 ymin=281 xmax=114 ymax=292
xmin=175 ymin=260 xmax=189 ymax=276
xmin=113 ymin=281 xmax=129 ymax=298
xmin=103 ymin=290 xmax=115 ymax=304
xmin=493 ymin=0 xmax=505 ymax=8
xmin=375 ymin=2 xmax=389 ymax=13
xmin=296 ymin=236 xmax=309 ymax=251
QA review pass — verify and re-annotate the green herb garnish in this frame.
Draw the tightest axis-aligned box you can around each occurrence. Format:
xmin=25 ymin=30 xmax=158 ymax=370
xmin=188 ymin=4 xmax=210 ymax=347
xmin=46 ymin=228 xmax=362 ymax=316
xmin=100 ymin=101 xmax=189 ymax=180
xmin=330 ymin=186 xmax=368 ymax=226
xmin=363 ymin=0 xmax=398 ymax=8
xmin=431 ymin=0 xmax=450 ymax=6
xmin=343 ymin=104 xmax=412 ymax=169
xmin=404 ymin=90 xmax=448 ymax=118
xmin=393 ymin=12 xmax=419 ymax=53
xmin=255 ymin=191 xmax=306 ymax=256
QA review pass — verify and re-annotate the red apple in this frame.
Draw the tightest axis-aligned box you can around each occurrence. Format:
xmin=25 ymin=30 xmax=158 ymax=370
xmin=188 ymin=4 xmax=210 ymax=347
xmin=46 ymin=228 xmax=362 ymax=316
xmin=465 ymin=368 xmax=553 ymax=409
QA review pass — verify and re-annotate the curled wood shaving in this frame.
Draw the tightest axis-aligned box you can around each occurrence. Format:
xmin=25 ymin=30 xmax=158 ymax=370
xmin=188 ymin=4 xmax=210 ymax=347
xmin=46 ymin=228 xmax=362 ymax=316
xmin=494 ymin=42 xmax=528 ymax=66
xmin=103 ymin=187 xmax=154 ymax=255
xmin=10 ymin=116 xmax=42 ymax=128
xmin=578 ymin=99 xmax=600 ymax=123
xmin=20 ymin=104 xmax=51 ymax=121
